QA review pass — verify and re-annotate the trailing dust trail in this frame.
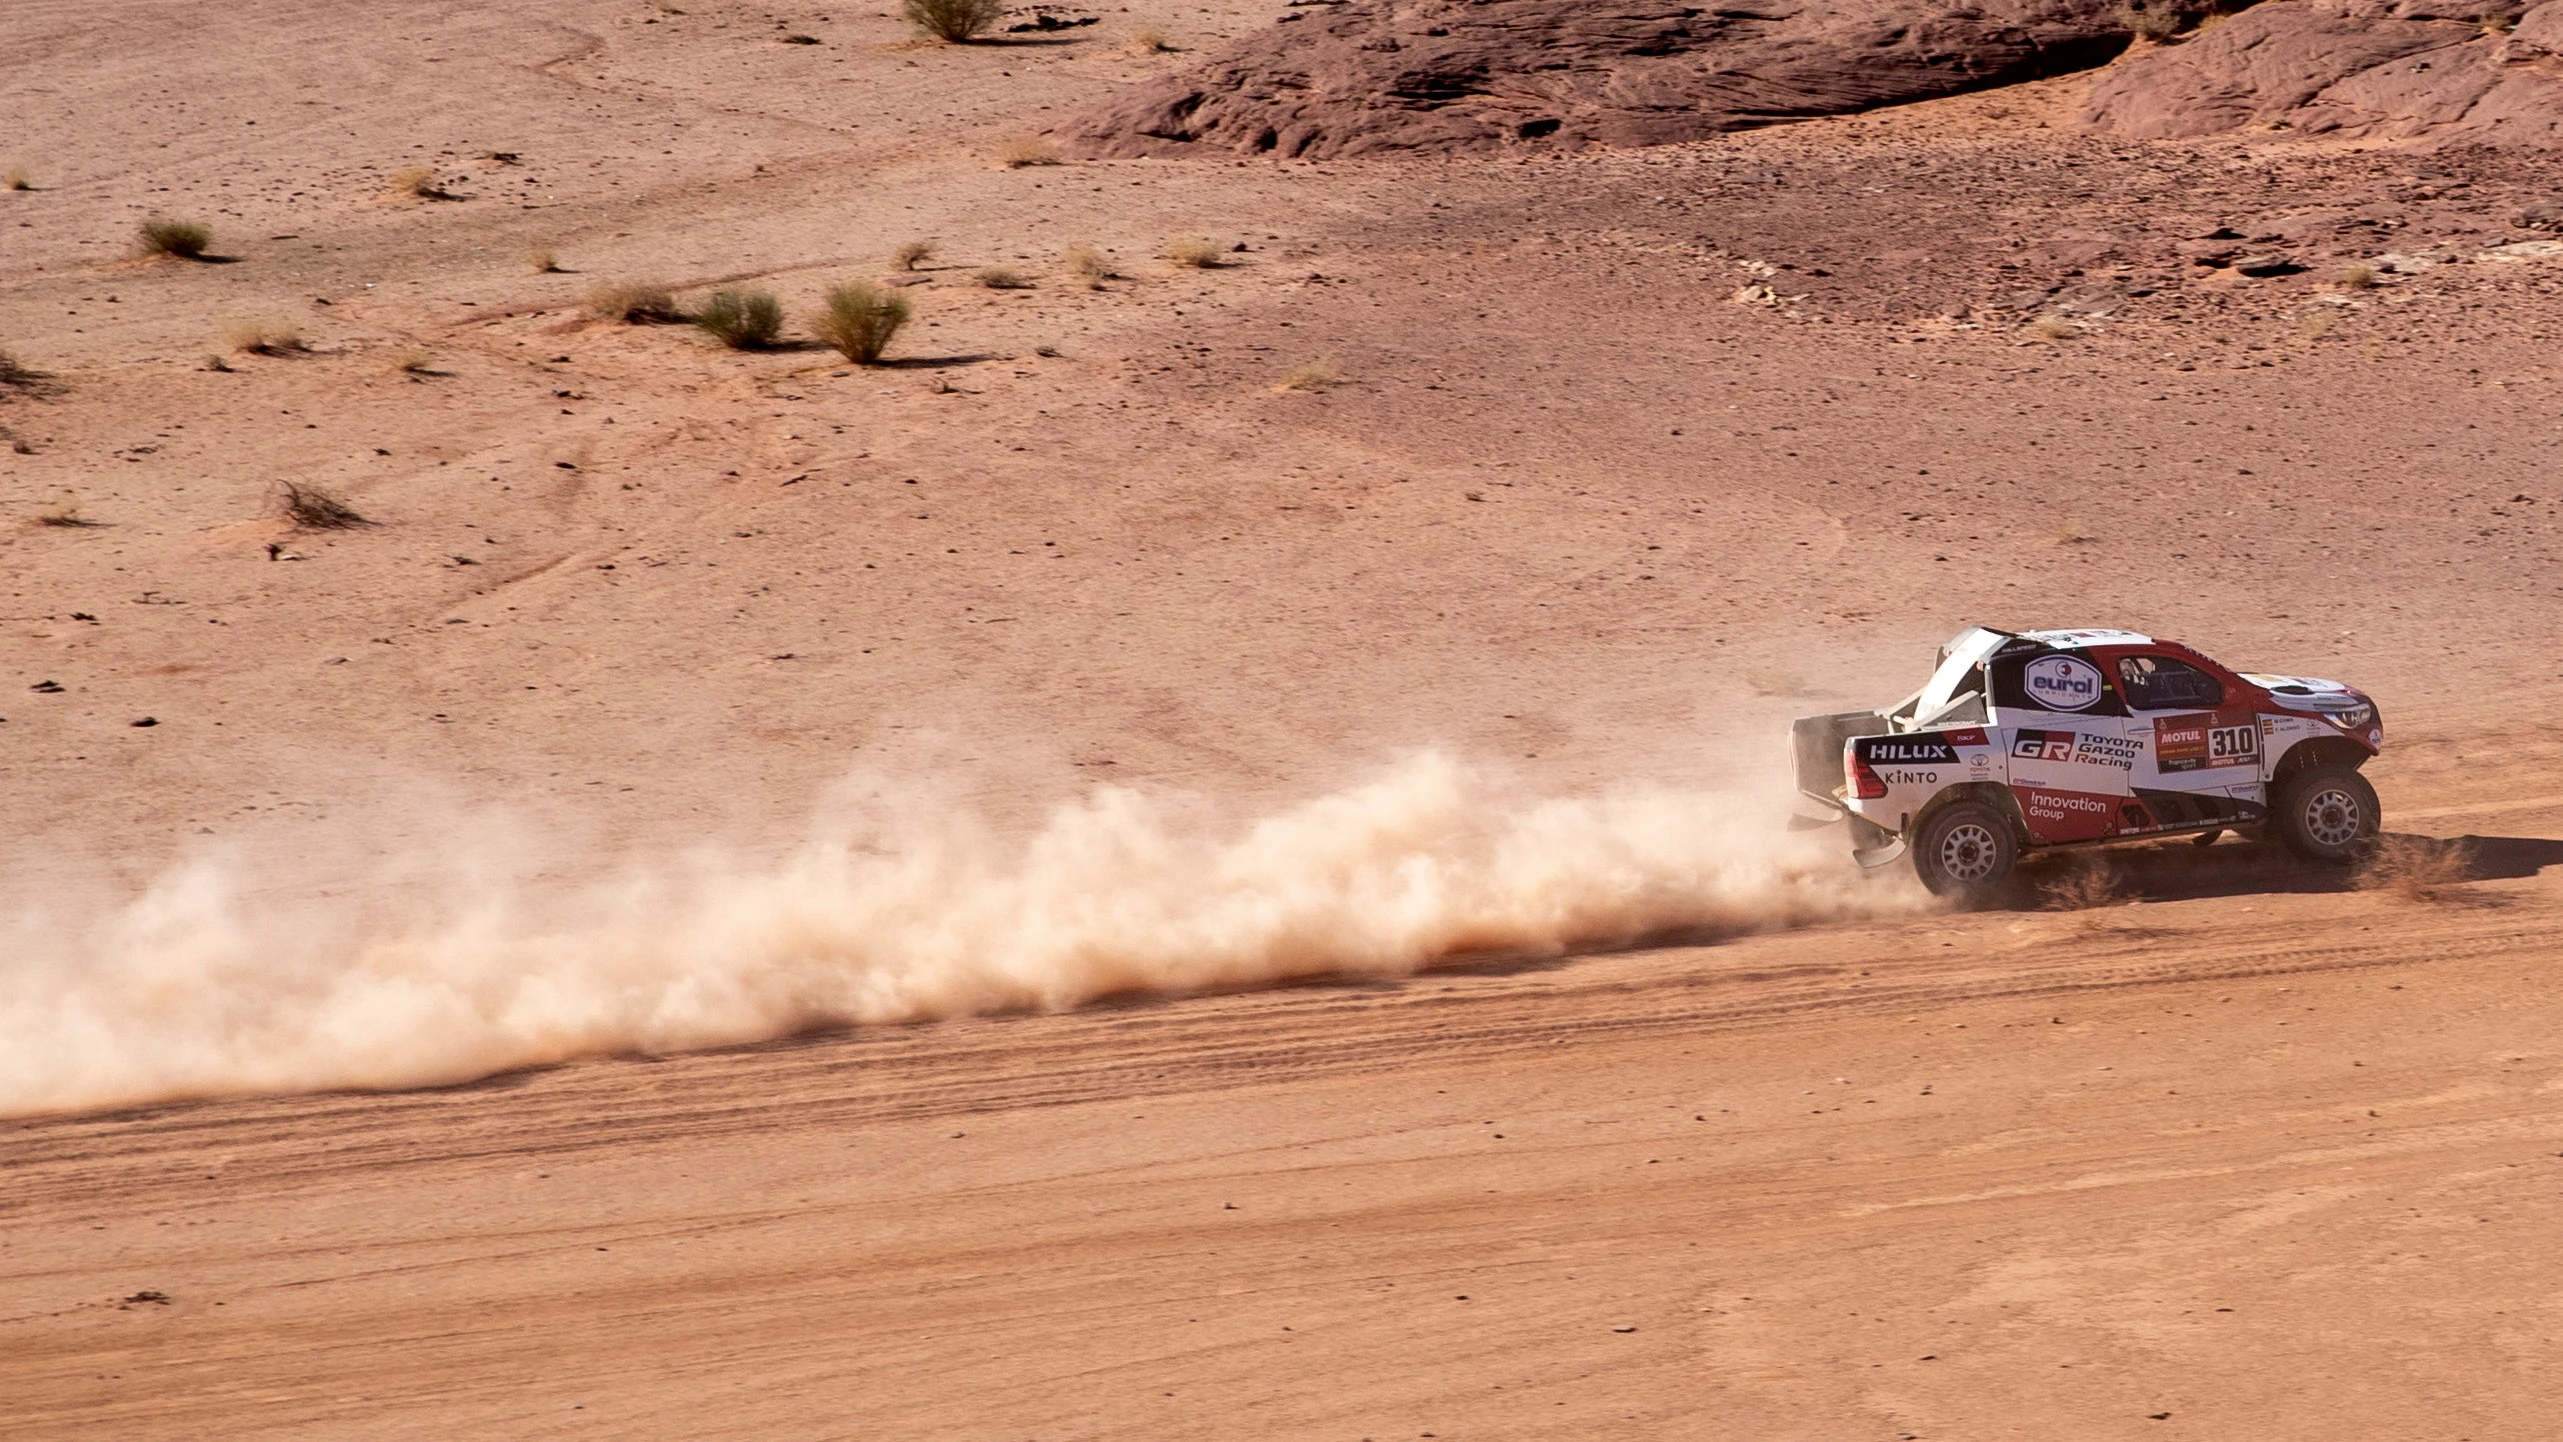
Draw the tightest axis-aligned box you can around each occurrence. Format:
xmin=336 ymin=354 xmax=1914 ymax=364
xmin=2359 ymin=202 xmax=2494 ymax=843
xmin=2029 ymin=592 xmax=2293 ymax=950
xmin=0 ymin=754 xmax=1920 ymax=1118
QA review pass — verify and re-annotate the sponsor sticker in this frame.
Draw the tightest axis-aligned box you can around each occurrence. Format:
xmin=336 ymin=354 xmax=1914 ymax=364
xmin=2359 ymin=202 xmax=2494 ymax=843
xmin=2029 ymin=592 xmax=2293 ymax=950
xmin=1857 ymin=737 xmax=1958 ymax=765
xmin=1875 ymin=769 xmax=1944 ymax=787
xmin=2017 ymin=785 xmax=2118 ymax=841
xmin=2010 ymin=728 xmax=2140 ymax=770
xmin=2155 ymin=714 xmax=2259 ymax=772
xmin=2022 ymin=654 xmax=2106 ymax=712
xmin=2074 ymin=732 xmax=2142 ymax=769
xmin=2011 ymin=729 xmax=2074 ymax=762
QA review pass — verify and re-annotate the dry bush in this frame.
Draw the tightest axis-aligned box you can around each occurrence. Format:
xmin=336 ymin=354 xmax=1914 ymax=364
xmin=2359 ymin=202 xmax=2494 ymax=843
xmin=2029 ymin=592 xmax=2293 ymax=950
xmin=976 ymin=266 xmax=1033 ymax=289
xmin=224 ymin=319 xmax=306 ymax=356
xmin=0 ymin=348 xmax=41 ymax=388
xmin=1063 ymin=243 xmax=1113 ymax=288
xmin=36 ymin=495 xmax=100 ymax=528
xmin=2299 ymin=311 xmax=2335 ymax=340
xmin=387 ymin=346 xmax=436 ymax=374
xmin=583 ymin=281 xmax=681 ymax=323
xmin=3 ymin=166 xmax=29 ymax=192
xmin=1278 ymin=360 xmax=1338 ymax=391
xmin=2026 ymin=313 xmax=2077 ymax=340
xmin=810 ymin=280 xmax=911 ymax=364
xmin=2481 ymin=10 xmax=2518 ymax=32
xmin=694 ymin=288 xmax=785 ymax=348
xmin=2114 ymin=4 xmax=2183 ymax=40
xmin=904 ymin=0 xmax=1005 ymax=42
xmin=530 ymin=247 xmax=562 ymax=274
xmin=1129 ymin=25 xmax=1172 ymax=51
xmin=1001 ymin=137 xmax=1061 ymax=168
xmin=2337 ymin=261 xmax=2378 ymax=289
xmin=2048 ymin=521 xmax=2095 ymax=545
xmin=387 ymin=165 xmax=444 ymax=199
xmin=137 ymin=217 xmax=212 ymax=259
xmin=276 ymin=481 xmax=372 ymax=530
xmin=1744 ymin=669 xmax=1808 ymax=697
xmin=893 ymin=239 xmax=937 ymax=271
xmin=2043 ymin=857 xmax=2126 ymax=912
xmin=1163 ymin=236 xmax=1225 ymax=268
xmin=2357 ymin=834 xmax=2475 ymax=901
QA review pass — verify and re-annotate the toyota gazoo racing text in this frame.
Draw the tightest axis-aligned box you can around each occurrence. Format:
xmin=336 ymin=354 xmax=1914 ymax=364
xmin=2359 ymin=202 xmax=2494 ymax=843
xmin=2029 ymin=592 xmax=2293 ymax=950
xmin=1790 ymin=627 xmax=2384 ymax=897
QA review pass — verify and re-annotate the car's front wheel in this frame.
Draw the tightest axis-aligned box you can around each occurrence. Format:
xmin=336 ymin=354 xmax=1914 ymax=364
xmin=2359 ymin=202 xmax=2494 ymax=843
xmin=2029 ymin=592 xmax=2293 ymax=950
xmin=1913 ymin=800 xmax=2019 ymax=903
xmin=2272 ymin=764 xmax=2379 ymax=862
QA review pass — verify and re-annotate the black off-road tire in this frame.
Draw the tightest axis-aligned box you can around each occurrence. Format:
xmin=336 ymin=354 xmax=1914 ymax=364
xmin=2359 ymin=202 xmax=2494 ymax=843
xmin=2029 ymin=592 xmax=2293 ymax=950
xmin=1913 ymin=800 xmax=2020 ymax=903
xmin=2272 ymin=763 xmax=2380 ymax=863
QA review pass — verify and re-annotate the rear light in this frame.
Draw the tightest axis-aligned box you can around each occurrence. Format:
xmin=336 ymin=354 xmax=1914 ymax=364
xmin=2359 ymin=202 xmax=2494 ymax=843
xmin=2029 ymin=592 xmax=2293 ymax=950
xmin=1848 ymin=751 xmax=1888 ymax=800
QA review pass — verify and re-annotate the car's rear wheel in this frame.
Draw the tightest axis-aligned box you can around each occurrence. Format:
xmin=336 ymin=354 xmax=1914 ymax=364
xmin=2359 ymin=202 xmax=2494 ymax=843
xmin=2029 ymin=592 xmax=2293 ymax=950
xmin=1913 ymin=800 xmax=2018 ymax=903
xmin=2273 ymin=764 xmax=2379 ymax=862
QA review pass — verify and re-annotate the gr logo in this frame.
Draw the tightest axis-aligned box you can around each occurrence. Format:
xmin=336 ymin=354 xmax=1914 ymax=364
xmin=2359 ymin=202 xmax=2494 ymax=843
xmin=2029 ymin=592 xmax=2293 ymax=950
xmin=2022 ymin=654 xmax=2105 ymax=712
xmin=2011 ymin=730 xmax=2074 ymax=762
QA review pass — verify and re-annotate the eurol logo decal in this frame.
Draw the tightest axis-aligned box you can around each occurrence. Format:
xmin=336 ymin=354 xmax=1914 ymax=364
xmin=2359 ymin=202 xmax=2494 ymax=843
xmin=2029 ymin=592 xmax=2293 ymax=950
xmin=2022 ymin=655 xmax=2105 ymax=712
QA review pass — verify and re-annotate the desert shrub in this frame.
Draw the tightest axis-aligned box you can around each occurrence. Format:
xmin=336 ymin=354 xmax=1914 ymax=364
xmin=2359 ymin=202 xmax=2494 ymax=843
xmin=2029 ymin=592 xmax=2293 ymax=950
xmin=0 ymin=349 xmax=39 ymax=388
xmin=1163 ymin=236 xmax=1224 ymax=268
xmin=225 ymin=319 xmax=306 ymax=355
xmin=976 ymin=267 xmax=1032 ymax=289
xmin=695 ymin=288 xmax=785 ymax=348
xmin=138 ymin=217 xmax=212 ymax=259
xmin=388 ymin=346 xmax=436 ymax=374
xmin=2026 ymin=313 xmax=2077 ymax=340
xmin=3 ymin=167 xmax=28 ymax=192
xmin=2337 ymin=261 xmax=2378 ymax=289
xmin=277 ymin=481 xmax=371 ymax=530
xmin=583 ymin=281 xmax=681 ymax=323
xmin=2114 ymin=4 xmax=2182 ymax=40
xmin=1130 ymin=25 xmax=1172 ymax=51
xmin=1278 ymin=361 xmax=1338 ymax=391
xmin=894 ymin=239 xmax=937 ymax=271
xmin=1063 ymin=244 xmax=1112 ymax=288
xmin=2357 ymin=834 xmax=2474 ymax=901
xmin=530 ymin=247 xmax=561 ymax=274
xmin=1001 ymin=137 xmax=1061 ymax=168
xmin=810 ymin=281 xmax=911 ymax=364
xmin=37 ymin=495 xmax=100 ymax=527
xmin=905 ymin=0 xmax=1005 ymax=42
xmin=388 ymin=165 xmax=443 ymax=199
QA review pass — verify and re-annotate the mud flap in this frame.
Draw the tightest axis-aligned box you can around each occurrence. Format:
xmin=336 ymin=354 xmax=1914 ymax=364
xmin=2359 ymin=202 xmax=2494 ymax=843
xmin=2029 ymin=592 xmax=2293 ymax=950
xmin=1853 ymin=836 xmax=1909 ymax=869
xmin=1847 ymin=815 xmax=1905 ymax=869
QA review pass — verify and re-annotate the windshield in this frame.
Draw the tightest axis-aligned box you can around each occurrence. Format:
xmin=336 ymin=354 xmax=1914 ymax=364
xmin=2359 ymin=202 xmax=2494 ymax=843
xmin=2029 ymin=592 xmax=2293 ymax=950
xmin=1916 ymin=626 xmax=2009 ymax=718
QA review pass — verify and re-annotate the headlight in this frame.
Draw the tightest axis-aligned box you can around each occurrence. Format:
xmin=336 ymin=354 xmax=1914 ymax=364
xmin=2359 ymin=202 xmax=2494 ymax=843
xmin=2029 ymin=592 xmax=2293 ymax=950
xmin=2325 ymin=704 xmax=2375 ymax=730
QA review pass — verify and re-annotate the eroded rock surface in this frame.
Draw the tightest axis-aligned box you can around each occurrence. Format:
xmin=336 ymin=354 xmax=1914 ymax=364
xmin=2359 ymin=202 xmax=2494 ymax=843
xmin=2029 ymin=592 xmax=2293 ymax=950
xmin=2084 ymin=0 xmax=2563 ymax=144
xmin=1059 ymin=0 xmax=2135 ymax=158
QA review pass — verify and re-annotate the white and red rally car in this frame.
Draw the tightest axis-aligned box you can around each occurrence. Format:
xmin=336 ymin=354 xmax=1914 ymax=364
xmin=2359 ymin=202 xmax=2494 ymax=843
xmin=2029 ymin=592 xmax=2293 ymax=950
xmin=1793 ymin=627 xmax=2384 ymax=897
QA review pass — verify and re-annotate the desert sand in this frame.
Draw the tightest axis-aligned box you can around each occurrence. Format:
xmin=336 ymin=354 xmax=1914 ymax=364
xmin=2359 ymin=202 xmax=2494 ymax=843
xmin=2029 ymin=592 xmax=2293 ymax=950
xmin=6 ymin=0 xmax=2563 ymax=1436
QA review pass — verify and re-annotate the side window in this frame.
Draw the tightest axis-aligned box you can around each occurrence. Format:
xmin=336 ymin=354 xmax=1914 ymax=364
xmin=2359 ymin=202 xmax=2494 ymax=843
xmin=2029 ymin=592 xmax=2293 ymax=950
xmin=2117 ymin=655 xmax=2223 ymax=710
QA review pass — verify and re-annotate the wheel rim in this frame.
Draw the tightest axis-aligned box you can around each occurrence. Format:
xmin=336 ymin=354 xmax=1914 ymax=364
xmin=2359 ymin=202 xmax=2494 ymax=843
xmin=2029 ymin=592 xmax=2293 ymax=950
xmin=1936 ymin=821 xmax=2003 ymax=882
xmin=2302 ymin=786 xmax=2365 ymax=849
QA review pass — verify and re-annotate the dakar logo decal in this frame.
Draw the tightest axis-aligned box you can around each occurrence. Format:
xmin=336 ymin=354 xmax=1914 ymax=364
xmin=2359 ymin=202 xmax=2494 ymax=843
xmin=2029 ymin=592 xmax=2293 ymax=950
xmin=2021 ymin=654 xmax=2105 ymax=712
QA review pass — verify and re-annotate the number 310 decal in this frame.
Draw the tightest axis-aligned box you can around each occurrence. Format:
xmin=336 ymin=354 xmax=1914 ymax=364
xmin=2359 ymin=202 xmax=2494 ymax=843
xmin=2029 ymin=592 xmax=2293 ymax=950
xmin=2208 ymin=724 xmax=2259 ymax=761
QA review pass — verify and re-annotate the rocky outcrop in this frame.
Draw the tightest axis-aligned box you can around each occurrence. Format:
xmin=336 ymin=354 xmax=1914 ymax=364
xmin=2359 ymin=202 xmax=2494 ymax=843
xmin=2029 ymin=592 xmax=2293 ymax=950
xmin=2084 ymin=0 xmax=2563 ymax=145
xmin=1059 ymin=0 xmax=2137 ymax=159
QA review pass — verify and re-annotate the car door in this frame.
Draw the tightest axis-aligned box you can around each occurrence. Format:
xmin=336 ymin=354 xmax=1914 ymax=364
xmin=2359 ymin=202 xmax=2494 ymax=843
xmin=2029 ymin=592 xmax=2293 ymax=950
xmin=2116 ymin=652 xmax=2267 ymax=827
xmin=1988 ymin=647 xmax=2142 ymax=843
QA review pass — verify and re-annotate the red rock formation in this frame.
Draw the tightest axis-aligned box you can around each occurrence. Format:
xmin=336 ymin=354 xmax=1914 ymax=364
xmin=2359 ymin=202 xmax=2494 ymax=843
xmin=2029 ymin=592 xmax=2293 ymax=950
xmin=1060 ymin=0 xmax=2135 ymax=159
xmin=2084 ymin=0 xmax=2563 ymax=145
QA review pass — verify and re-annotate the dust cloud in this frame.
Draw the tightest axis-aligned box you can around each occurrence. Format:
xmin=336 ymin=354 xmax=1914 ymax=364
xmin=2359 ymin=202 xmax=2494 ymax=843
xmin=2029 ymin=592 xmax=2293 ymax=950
xmin=0 ymin=754 xmax=1919 ymax=1118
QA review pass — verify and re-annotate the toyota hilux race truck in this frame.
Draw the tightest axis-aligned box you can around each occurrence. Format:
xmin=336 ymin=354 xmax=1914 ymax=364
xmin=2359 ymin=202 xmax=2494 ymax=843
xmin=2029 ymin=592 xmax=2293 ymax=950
xmin=1792 ymin=627 xmax=2383 ymax=898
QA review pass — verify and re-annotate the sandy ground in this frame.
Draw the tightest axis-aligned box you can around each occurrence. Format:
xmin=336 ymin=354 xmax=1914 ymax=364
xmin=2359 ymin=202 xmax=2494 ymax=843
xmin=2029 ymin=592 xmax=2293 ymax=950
xmin=6 ymin=0 xmax=2563 ymax=1436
